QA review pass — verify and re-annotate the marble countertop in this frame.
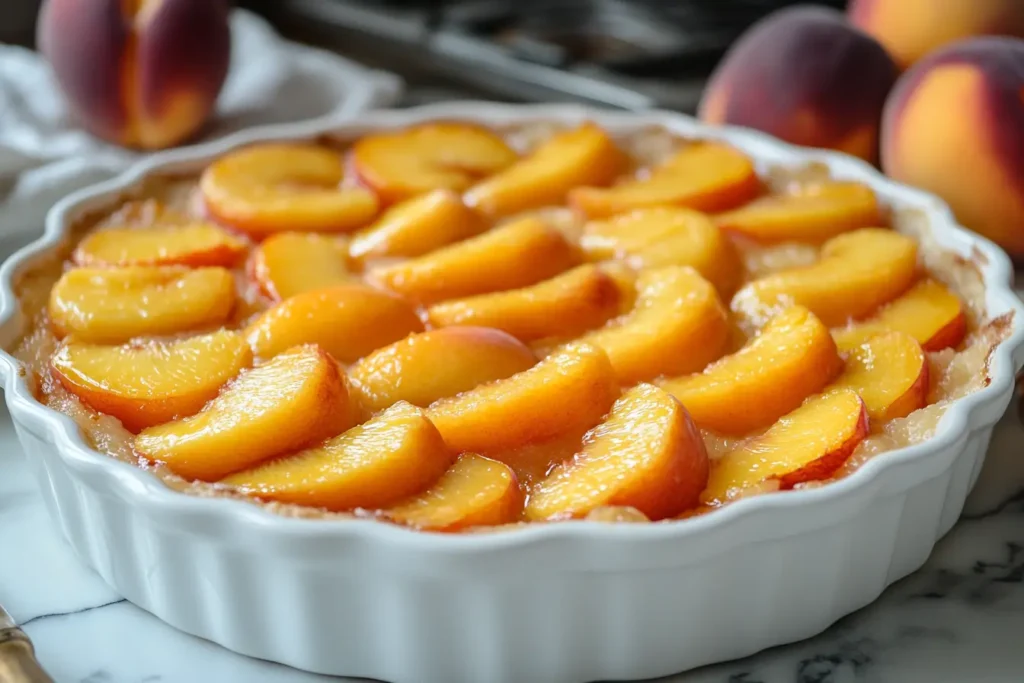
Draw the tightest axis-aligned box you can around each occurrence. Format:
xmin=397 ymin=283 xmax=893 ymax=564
xmin=2 ymin=394 xmax=1022 ymax=683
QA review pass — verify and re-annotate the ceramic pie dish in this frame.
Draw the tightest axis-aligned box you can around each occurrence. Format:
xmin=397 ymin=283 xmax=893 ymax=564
xmin=2 ymin=103 xmax=1023 ymax=683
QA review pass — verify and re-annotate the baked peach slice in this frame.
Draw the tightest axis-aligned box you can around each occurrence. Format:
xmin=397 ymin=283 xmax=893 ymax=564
xmin=489 ymin=428 xmax=588 ymax=488
xmin=584 ymin=506 xmax=650 ymax=523
xmin=383 ymin=453 xmax=523 ymax=531
xmin=351 ymin=122 xmax=518 ymax=205
xmin=51 ymin=330 xmax=252 ymax=433
xmin=223 ymin=401 xmax=455 ymax=511
xmin=248 ymin=232 xmax=354 ymax=301
xmin=427 ymin=264 xmax=621 ymax=342
xmin=715 ymin=181 xmax=881 ymax=243
xmin=73 ymin=222 xmax=247 ymax=268
xmin=830 ymin=332 xmax=928 ymax=421
xmin=732 ymin=228 xmax=919 ymax=328
xmin=701 ymin=389 xmax=869 ymax=505
xmin=49 ymin=266 xmax=235 ymax=343
xmin=465 ymin=123 xmax=627 ymax=220
xmin=427 ymin=342 xmax=620 ymax=454
xmin=568 ymin=142 xmax=761 ymax=218
xmin=348 ymin=189 xmax=483 ymax=262
xmin=526 ymin=383 xmax=709 ymax=521
xmin=246 ymin=285 xmax=423 ymax=363
xmin=372 ymin=216 xmax=575 ymax=304
xmin=135 ymin=345 xmax=355 ymax=482
xmin=580 ymin=207 xmax=742 ymax=296
xmin=580 ymin=266 xmax=730 ymax=385
xmin=660 ymin=305 xmax=843 ymax=434
xmin=833 ymin=279 xmax=966 ymax=352
xmin=200 ymin=143 xmax=378 ymax=236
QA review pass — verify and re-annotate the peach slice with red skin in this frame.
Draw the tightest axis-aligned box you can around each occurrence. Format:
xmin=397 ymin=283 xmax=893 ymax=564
xmin=526 ymin=383 xmax=709 ymax=521
xmin=200 ymin=143 xmax=379 ymax=236
xmin=829 ymin=332 xmax=928 ymax=421
xmin=48 ymin=266 xmax=236 ymax=343
xmin=246 ymin=285 xmax=423 ymax=363
xmin=248 ymin=232 xmax=354 ymax=301
xmin=660 ymin=305 xmax=843 ymax=435
xmin=372 ymin=216 xmax=576 ymax=305
xmin=568 ymin=142 xmax=762 ymax=219
xmin=383 ymin=453 xmax=523 ymax=531
xmin=351 ymin=122 xmax=519 ymax=205
xmin=349 ymin=327 xmax=537 ymax=413
xmin=465 ymin=123 xmax=627 ymax=220
xmin=222 ymin=401 xmax=455 ymax=511
xmin=427 ymin=342 xmax=620 ymax=454
xmin=731 ymin=228 xmax=919 ymax=328
xmin=73 ymin=222 xmax=247 ymax=268
xmin=51 ymin=330 xmax=252 ymax=433
xmin=135 ymin=345 xmax=356 ymax=482
xmin=701 ymin=389 xmax=869 ymax=505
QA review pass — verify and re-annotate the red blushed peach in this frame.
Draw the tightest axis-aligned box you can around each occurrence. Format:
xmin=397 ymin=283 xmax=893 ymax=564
xmin=698 ymin=6 xmax=898 ymax=164
xmin=849 ymin=0 xmax=1024 ymax=70
xmin=881 ymin=37 xmax=1024 ymax=259
xmin=38 ymin=0 xmax=231 ymax=150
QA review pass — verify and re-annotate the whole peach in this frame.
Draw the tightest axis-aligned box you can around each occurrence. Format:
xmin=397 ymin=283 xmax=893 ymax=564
xmin=698 ymin=6 xmax=898 ymax=164
xmin=38 ymin=0 xmax=231 ymax=150
xmin=881 ymin=37 xmax=1024 ymax=258
xmin=849 ymin=0 xmax=1024 ymax=70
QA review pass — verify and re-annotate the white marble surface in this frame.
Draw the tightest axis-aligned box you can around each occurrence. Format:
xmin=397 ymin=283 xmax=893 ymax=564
xmin=2 ymin=395 xmax=1022 ymax=683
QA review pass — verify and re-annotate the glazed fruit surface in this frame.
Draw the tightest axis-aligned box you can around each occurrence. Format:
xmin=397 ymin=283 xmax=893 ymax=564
xmin=10 ymin=120 xmax=1007 ymax=532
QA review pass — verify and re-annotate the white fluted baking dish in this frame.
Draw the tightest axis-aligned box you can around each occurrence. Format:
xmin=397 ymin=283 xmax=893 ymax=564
xmin=2 ymin=103 xmax=1023 ymax=683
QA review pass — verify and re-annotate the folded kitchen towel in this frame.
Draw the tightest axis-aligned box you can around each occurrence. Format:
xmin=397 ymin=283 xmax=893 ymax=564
xmin=0 ymin=8 xmax=402 ymax=251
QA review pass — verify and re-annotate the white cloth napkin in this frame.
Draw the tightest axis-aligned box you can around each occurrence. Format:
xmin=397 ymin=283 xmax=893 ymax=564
xmin=0 ymin=9 xmax=402 ymax=249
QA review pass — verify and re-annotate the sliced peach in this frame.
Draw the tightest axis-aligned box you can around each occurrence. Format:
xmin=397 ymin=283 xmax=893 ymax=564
xmin=701 ymin=389 xmax=869 ymax=505
xmin=427 ymin=264 xmax=620 ymax=342
xmin=580 ymin=266 xmax=730 ymax=385
xmin=715 ymin=181 xmax=881 ymax=243
xmin=833 ymin=279 xmax=966 ymax=352
xmin=465 ymin=123 xmax=627 ymax=219
xmin=246 ymin=285 xmax=423 ymax=363
xmin=72 ymin=222 xmax=247 ymax=268
xmin=580 ymin=207 xmax=742 ymax=296
xmin=348 ymin=189 xmax=483 ymax=261
xmin=526 ymin=383 xmax=709 ymax=521
xmin=371 ymin=216 xmax=575 ymax=305
xmin=200 ymin=143 xmax=378 ymax=236
xmin=568 ymin=142 xmax=761 ymax=218
xmin=51 ymin=330 xmax=252 ymax=432
xmin=383 ymin=453 xmax=523 ymax=531
xmin=135 ymin=345 xmax=355 ymax=481
xmin=222 ymin=401 xmax=454 ymax=511
xmin=829 ymin=332 xmax=928 ymax=421
xmin=660 ymin=306 xmax=843 ymax=435
xmin=48 ymin=266 xmax=235 ymax=343
xmin=489 ymin=428 xmax=587 ymax=489
xmin=731 ymin=228 xmax=919 ymax=328
xmin=351 ymin=122 xmax=518 ymax=205
xmin=427 ymin=342 xmax=620 ymax=454
xmin=248 ymin=232 xmax=354 ymax=301
xmin=584 ymin=506 xmax=650 ymax=523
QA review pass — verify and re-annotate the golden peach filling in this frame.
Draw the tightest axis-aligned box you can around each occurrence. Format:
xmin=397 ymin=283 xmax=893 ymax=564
xmin=8 ymin=120 xmax=1006 ymax=533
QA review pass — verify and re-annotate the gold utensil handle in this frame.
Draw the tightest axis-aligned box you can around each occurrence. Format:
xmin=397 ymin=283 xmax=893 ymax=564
xmin=0 ymin=630 xmax=54 ymax=683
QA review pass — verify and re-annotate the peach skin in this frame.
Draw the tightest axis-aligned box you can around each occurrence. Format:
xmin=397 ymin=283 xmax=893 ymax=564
xmin=249 ymin=232 xmax=355 ymax=301
xmin=51 ymin=330 xmax=252 ymax=433
xmin=881 ymin=38 xmax=1024 ymax=259
xmin=569 ymin=142 xmax=761 ymax=218
xmin=701 ymin=389 xmax=869 ymax=505
xmin=427 ymin=342 xmax=620 ymax=454
xmin=351 ymin=123 xmax=518 ymax=205
xmin=200 ymin=144 xmax=379 ymax=236
xmin=38 ymin=0 xmax=230 ymax=150
xmin=48 ymin=266 xmax=235 ymax=343
xmin=383 ymin=453 xmax=523 ymax=531
xmin=698 ymin=6 xmax=898 ymax=164
xmin=73 ymin=221 xmax=247 ymax=268
xmin=223 ymin=401 xmax=453 ymax=511
xmin=829 ymin=332 xmax=928 ymax=421
xmin=135 ymin=345 xmax=356 ymax=482
xmin=245 ymin=284 xmax=423 ymax=363
xmin=526 ymin=383 xmax=709 ymax=521
xmin=659 ymin=305 xmax=843 ymax=435
xmin=731 ymin=228 xmax=919 ymax=328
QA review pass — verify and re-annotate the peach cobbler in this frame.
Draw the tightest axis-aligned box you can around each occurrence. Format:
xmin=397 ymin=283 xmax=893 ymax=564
xmin=9 ymin=120 xmax=1009 ymax=532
